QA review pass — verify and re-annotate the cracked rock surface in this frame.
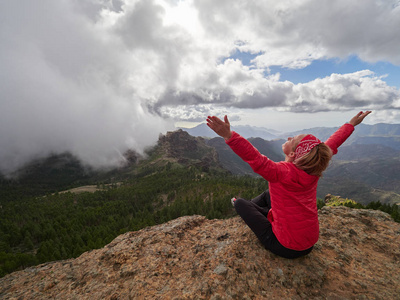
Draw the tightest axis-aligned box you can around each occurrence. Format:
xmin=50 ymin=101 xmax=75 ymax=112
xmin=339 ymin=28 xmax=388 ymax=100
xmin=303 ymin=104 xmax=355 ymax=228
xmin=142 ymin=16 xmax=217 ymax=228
xmin=1 ymin=206 xmax=400 ymax=299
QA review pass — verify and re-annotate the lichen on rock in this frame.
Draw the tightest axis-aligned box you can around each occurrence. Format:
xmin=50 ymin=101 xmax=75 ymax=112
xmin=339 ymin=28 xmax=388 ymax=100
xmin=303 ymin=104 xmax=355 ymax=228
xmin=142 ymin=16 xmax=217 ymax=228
xmin=1 ymin=206 xmax=399 ymax=299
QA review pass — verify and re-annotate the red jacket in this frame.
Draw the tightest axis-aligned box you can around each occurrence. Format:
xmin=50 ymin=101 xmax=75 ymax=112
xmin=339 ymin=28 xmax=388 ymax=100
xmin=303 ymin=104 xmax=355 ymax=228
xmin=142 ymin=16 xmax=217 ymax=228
xmin=226 ymin=123 xmax=355 ymax=250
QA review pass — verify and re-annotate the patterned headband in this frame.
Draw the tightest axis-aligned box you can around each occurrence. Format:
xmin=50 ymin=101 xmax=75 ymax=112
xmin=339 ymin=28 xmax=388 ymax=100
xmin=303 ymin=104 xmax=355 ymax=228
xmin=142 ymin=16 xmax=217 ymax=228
xmin=294 ymin=134 xmax=322 ymax=160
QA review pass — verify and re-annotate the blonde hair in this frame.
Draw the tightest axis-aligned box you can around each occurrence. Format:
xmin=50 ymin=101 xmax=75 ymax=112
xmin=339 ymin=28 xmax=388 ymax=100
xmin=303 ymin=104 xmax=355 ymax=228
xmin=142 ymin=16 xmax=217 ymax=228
xmin=294 ymin=143 xmax=332 ymax=177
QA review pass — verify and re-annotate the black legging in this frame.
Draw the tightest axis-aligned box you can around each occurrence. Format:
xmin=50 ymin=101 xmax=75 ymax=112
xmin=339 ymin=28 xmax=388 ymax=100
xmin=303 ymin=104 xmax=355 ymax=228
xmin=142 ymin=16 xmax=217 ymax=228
xmin=234 ymin=190 xmax=313 ymax=259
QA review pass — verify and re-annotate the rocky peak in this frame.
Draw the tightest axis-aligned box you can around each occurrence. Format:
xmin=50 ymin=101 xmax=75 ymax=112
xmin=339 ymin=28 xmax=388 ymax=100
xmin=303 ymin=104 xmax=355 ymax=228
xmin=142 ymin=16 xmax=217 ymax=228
xmin=157 ymin=129 xmax=220 ymax=168
xmin=1 ymin=206 xmax=399 ymax=299
xmin=159 ymin=129 xmax=200 ymax=156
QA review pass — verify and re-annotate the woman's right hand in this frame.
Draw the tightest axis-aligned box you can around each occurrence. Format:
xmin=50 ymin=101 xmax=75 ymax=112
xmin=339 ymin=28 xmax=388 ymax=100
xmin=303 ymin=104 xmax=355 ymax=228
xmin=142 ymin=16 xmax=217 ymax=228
xmin=206 ymin=115 xmax=232 ymax=140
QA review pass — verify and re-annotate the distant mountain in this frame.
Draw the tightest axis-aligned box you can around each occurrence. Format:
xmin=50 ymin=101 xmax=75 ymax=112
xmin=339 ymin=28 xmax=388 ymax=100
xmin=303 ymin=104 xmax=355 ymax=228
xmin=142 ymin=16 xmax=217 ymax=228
xmin=182 ymin=123 xmax=400 ymax=150
xmin=333 ymin=143 xmax=400 ymax=161
xmin=279 ymin=123 xmax=400 ymax=138
xmin=205 ymin=137 xmax=284 ymax=176
xmin=180 ymin=123 xmax=279 ymax=140
xmin=279 ymin=123 xmax=400 ymax=150
xmin=349 ymin=136 xmax=400 ymax=150
xmin=355 ymin=123 xmax=400 ymax=136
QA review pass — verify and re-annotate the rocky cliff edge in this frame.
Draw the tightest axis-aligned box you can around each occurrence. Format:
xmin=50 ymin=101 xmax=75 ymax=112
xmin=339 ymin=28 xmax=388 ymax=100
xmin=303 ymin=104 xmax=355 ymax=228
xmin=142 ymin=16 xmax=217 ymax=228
xmin=1 ymin=206 xmax=400 ymax=299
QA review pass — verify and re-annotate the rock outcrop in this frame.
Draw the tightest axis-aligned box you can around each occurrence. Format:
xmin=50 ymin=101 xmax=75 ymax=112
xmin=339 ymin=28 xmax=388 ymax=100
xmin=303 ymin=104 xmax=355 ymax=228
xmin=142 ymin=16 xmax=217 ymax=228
xmin=158 ymin=129 xmax=220 ymax=169
xmin=1 ymin=206 xmax=400 ymax=299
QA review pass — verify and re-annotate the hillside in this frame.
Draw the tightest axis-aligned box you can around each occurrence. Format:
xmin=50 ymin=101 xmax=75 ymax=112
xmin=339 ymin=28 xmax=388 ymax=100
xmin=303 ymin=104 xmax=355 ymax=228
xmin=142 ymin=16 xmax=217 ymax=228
xmin=0 ymin=129 xmax=268 ymax=278
xmin=1 ymin=206 xmax=399 ymax=299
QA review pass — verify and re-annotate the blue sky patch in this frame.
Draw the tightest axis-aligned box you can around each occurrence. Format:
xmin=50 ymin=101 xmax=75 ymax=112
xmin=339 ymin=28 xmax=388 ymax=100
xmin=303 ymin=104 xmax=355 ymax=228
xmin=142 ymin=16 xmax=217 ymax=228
xmin=224 ymin=50 xmax=261 ymax=67
xmin=269 ymin=56 xmax=400 ymax=88
xmin=227 ymin=51 xmax=400 ymax=88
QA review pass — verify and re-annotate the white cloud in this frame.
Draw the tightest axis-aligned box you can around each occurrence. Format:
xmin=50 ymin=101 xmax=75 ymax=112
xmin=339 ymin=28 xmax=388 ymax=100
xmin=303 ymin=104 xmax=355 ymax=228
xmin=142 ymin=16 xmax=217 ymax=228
xmin=192 ymin=0 xmax=400 ymax=65
xmin=157 ymin=69 xmax=399 ymax=121
xmin=1 ymin=0 xmax=400 ymax=174
xmin=369 ymin=110 xmax=400 ymax=124
xmin=290 ymin=71 xmax=400 ymax=112
xmin=0 ymin=0 xmax=174 ymax=174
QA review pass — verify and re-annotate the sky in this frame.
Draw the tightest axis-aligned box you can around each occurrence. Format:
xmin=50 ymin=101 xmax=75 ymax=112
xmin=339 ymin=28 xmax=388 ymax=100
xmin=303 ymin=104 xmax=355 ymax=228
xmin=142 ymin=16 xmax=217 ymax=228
xmin=1 ymin=0 xmax=400 ymax=174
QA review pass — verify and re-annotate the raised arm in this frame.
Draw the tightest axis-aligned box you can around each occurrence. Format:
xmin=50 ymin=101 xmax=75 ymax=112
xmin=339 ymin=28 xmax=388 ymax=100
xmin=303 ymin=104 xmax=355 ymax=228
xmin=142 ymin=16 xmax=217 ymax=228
xmin=206 ymin=115 xmax=282 ymax=182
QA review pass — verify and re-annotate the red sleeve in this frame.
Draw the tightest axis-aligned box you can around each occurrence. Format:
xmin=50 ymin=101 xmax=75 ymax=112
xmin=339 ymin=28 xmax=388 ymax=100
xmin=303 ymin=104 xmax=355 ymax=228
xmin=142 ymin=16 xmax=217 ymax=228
xmin=225 ymin=131 xmax=283 ymax=182
xmin=324 ymin=123 xmax=355 ymax=155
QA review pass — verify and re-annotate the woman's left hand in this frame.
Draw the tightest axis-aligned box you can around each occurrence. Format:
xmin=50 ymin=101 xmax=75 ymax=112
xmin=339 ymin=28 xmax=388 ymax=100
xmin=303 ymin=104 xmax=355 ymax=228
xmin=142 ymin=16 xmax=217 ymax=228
xmin=349 ymin=111 xmax=372 ymax=126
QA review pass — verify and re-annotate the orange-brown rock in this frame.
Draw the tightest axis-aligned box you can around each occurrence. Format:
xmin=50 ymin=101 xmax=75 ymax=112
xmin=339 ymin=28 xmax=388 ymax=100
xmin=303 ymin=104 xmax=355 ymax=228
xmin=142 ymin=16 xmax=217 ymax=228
xmin=1 ymin=206 xmax=400 ymax=299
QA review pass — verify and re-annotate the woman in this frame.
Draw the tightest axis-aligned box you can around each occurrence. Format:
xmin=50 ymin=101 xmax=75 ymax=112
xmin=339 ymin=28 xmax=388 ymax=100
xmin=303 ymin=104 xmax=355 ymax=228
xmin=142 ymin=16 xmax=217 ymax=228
xmin=206 ymin=111 xmax=371 ymax=258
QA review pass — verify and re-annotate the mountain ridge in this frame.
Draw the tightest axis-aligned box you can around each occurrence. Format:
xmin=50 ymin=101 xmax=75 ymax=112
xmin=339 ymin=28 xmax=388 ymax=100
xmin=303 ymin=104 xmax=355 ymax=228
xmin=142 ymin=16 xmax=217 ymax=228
xmin=181 ymin=122 xmax=400 ymax=149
